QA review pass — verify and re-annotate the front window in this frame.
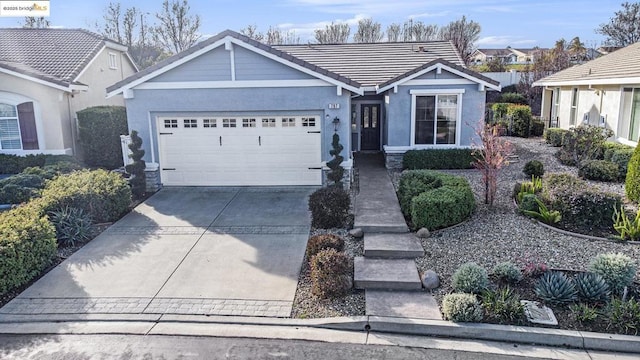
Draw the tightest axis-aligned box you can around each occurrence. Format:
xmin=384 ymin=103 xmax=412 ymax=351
xmin=0 ymin=103 xmax=22 ymax=149
xmin=622 ymin=88 xmax=640 ymax=142
xmin=413 ymin=93 xmax=459 ymax=145
xmin=570 ymin=88 xmax=578 ymax=126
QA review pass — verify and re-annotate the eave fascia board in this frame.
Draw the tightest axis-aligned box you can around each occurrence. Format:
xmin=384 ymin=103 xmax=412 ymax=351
xmin=0 ymin=67 xmax=72 ymax=92
xmin=533 ymin=77 xmax=640 ymax=87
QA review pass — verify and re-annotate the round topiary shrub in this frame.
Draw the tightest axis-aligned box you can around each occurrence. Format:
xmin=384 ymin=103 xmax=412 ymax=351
xmin=519 ymin=193 xmax=540 ymax=213
xmin=588 ymin=253 xmax=637 ymax=295
xmin=523 ymin=160 xmax=544 ymax=178
xmin=578 ymin=160 xmax=619 ymax=182
xmin=442 ymin=293 xmax=483 ymax=322
xmin=452 ymin=262 xmax=489 ymax=294
xmin=306 ymin=234 xmax=344 ymax=259
xmin=492 ymin=262 xmax=523 ymax=284
xmin=626 ymin=142 xmax=640 ymax=203
xmin=310 ymin=248 xmax=352 ymax=299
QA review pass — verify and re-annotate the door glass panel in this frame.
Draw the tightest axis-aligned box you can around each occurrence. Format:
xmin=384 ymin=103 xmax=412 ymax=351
xmin=363 ymin=106 xmax=370 ymax=128
xmin=351 ymin=104 xmax=357 ymax=131
xmin=372 ymin=106 xmax=378 ymax=128
xmin=415 ymin=96 xmax=435 ymax=144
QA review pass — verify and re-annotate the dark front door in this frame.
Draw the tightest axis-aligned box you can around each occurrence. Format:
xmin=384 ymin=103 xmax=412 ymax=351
xmin=360 ymin=104 xmax=380 ymax=150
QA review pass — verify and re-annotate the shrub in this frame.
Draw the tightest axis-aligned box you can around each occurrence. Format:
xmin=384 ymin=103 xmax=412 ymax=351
xmin=530 ymin=118 xmax=545 ymax=137
xmin=310 ymin=248 xmax=352 ymax=299
xmin=39 ymin=169 xmax=131 ymax=223
xmin=481 ymin=287 xmax=525 ymax=324
xmin=519 ymin=193 xmax=540 ymax=213
xmin=602 ymin=142 xmax=633 ymax=160
xmin=578 ymin=160 xmax=619 ymax=182
xmin=492 ymin=262 xmax=523 ymax=284
xmin=523 ymin=260 xmax=549 ymax=278
xmin=522 ymin=197 xmax=562 ymax=224
xmin=326 ymin=133 xmax=345 ymax=186
xmin=49 ymin=206 xmax=95 ymax=247
xmin=544 ymin=128 xmax=568 ymax=147
xmin=570 ymin=303 xmax=600 ymax=325
xmin=306 ymin=234 xmax=344 ymax=259
xmin=0 ymin=173 xmax=46 ymax=204
xmin=402 ymin=149 xmax=475 ymax=170
xmin=507 ymin=104 xmax=532 ymax=138
xmin=613 ymin=206 xmax=640 ymax=241
xmin=399 ymin=170 xmax=475 ymax=230
xmin=500 ymin=92 xmax=527 ymax=105
xmin=534 ymin=271 xmax=578 ymax=305
xmin=558 ymin=125 xmax=614 ymax=166
xmin=308 ymin=186 xmax=350 ymax=229
xmin=523 ymin=160 xmax=544 ymax=178
xmin=125 ymin=130 xmax=146 ymax=199
xmin=0 ymin=154 xmax=79 ymax=174
xmin=491 ymin=103 xmax=509 ymax=121
xmin=606 ymin=298 xmax=640 ymax=335
xmin=0 ymin=204 xmax=57 ymax=296
xmin=442 ymin=293 xmax=483 ymax=322
xmin=452 ymin=262 xmax=489 ymax=294
xmin=77 ymin=106 xmax=128 ymax=169
xmin=589 ymin=253 xmax=637 ymax=295
xmin=611 ymin=148 xmax=634 ymax=181
xmin=574 ymin=272 xmax=611 ymax=304
xmin=626 ymin=141 xmax=640 ymax=203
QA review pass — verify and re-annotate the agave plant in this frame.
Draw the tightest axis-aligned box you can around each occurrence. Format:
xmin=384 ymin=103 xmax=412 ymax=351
xmin=534 ymin=271 xmax=577 ymax=305
xmin=574 ymin=272 xmax=611 ymax=304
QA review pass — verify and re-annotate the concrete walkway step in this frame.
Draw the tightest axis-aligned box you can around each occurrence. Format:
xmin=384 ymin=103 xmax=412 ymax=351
xmin=366 ymin=290 xmax=442 ymax=320
xmin=354 ymin=257 xmax=422 ymax=290
xmin=356 ymin=223 xmax=410 ymax=234
xmin=364 ymin=233 xmax=424 ymax=258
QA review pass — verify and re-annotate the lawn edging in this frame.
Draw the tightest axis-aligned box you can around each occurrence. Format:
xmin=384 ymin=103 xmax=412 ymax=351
xmin=531 ymin=218 xmax=640 ymax=245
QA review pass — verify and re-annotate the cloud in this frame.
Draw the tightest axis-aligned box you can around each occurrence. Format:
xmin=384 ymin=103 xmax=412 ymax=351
xmin=286 ymin=0 xmax=430 ymax=15
xmin=277 ymin=14 xmax=368 ymax=41
xmin=477 ymin=35 xmax=537 ymax=46
xmin=474 ymin=5 xmax=518 ymax=13
xmin=408 ymin=11 xmax=450 ymax=19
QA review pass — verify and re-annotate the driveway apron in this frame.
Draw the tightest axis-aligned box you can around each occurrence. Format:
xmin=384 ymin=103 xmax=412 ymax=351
xmin=0 ymin=187 xmax=315 ymax=318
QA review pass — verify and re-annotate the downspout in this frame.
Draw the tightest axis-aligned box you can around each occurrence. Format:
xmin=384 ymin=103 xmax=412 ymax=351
xmin=66 ymin=92 xmax=77 ymax=155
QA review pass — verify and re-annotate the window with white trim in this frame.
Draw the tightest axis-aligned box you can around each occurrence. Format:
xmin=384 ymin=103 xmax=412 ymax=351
xmin=412 ymin=91 xmax=461 ymax=145
xmin=302 ymin=117 xmax=316 ymax=127
xmin=262 ymin=118 xmax=276 ymax=127
xmin=0 ymin=103 xmax=21 ymax=149
xmin=621 ymin=88 xmax=640 ymax=142
xmin=108 ymin=52 xmax=117 ymax=70
xmin=203 ymin=119 xmax=216 ymax=128
xmin=282 ymin=117 xmax=295 ymax=127
xmin=164 ymin=119 xmax=178 ymax=128
xmin=242 ymin=118 xmax=256 ymax=128
xmin=222 ymin=118 xmax=236 ymax=128
xmin=569 ymin=88 xmax=578 ymax=126
xmin=183 ymin=119 xmax=197 ymax=128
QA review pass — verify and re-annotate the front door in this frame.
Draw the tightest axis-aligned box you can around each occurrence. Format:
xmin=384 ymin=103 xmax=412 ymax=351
xmin=360 ymin=104 xmax=380 ymax=150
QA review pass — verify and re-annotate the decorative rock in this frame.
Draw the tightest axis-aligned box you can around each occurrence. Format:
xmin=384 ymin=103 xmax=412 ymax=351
xmin=521 ymin=300 xmax=558 ymax=326
xmin=421 ymin=269 xmax=440 ymax=290
xmin=349 ymin=228 xmax=364 ymax=238
xmin=416 ymin=228 xmax=431 ymax=239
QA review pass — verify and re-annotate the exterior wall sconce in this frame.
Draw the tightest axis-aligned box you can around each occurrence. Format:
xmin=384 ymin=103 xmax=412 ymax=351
xmin=332 ymin=117 xmax=340 ymax=132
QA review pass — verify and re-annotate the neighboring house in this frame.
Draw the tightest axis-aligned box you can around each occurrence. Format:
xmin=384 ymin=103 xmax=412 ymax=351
xmin=533 ymin=42 xmax=640 ymax=146
xmin=107 ymin=29 xmax=499 ymax=187
xmin=472 ymin=47 xmax=546 ymax=66
xmin=0 ymin=28 xmax=137 ymax=156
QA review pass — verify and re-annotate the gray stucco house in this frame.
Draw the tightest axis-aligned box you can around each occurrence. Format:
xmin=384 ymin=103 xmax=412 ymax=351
xmin=107 ymin=29 xmax=499 ymax=187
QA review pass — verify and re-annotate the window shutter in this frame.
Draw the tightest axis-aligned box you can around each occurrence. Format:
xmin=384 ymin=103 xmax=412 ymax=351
xmin=17 ymin=102 xmax=38 ymax=150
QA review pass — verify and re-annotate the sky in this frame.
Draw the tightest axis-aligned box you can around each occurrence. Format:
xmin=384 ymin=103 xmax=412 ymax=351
xmin=0 ymin=0 xmax=624 ymax=48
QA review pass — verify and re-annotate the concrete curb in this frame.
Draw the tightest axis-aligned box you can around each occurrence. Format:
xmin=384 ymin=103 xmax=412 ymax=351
xmin=1 ymin=313 xmax=638 ymax=354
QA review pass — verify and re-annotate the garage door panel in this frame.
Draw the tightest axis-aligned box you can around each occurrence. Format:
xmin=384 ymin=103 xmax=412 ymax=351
xmin=158 ymin=115 xmax=322 ymax=186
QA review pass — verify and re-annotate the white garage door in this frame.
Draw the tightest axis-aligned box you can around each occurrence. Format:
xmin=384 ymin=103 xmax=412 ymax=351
xmin=157 ymin=115 xmax=322 ymax=186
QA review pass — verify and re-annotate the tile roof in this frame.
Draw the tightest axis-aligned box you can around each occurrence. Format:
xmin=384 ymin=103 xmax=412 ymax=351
xmin=0 ymin=28 xmax=112 ymax=86
xmin=273 ymin=41 xmax=463 ymax=87
xmin=535 ymin=41 xmax=640 ymax=85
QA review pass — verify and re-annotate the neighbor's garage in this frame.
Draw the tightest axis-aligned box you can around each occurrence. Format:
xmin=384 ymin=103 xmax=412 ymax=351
xmin=157 ymin=114 xmax=322 ymax=186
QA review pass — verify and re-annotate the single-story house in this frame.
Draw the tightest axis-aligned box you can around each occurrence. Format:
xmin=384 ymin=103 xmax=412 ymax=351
xmin=107 ymin=29 xmax=500 ymax=187
xmin=0 ymin=28 xmax=137 ymax=155
xmin=534 ymin=41 xmax=640 ymax=146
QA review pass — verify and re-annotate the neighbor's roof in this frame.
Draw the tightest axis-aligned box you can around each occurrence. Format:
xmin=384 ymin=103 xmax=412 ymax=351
xmin=0 ymin=28 xmax=125 ymax=89
xmin=273 ymin=41 xmax=464 ymax=88
xmin=534 ymin=41 xmax=640 ymax=86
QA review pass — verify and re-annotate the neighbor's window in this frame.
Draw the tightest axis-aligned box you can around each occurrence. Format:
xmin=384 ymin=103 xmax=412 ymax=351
xmin=108 ymin=53 xmax=117 ymax=69
xmin=412 ymin=92 xmax=460 ymax=145
xmin=223 ymin=118 xmax=236 ymax=128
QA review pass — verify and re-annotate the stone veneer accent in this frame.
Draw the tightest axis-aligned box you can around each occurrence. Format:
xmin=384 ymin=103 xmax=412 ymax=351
xmin=144 ymin=162 xmax=162 ymax=193
xmin=384 ymin=153 xmax=404 ymax=169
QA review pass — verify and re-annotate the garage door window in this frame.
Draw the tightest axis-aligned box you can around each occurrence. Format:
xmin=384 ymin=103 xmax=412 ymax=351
xmin=302 ymin=117 xmax=316 ymax=127
xmin=203 ymin=119 xmax=216 ymax=128
xmin=282 ymin=118 xmax=295 ymax=127
xmin=164 ymin=119 xmax=178 ymax=128
xmin=223 ymin=119 xmax=236 ymax=128
xmin=184 ymin=119 xmax=197 ymax=128
xmin=262 ymin=118 xmax=276 ymax=127
xmin=242 ymin=118 xmax=256 ymax=128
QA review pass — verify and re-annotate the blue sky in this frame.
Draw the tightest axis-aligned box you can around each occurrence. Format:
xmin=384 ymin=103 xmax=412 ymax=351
xmin=0 ymin=0 xmax=622 ymax=48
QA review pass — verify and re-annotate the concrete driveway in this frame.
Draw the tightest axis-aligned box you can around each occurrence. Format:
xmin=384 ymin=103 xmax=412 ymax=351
xmin=0 ymin=187 xmax=315 ymax=318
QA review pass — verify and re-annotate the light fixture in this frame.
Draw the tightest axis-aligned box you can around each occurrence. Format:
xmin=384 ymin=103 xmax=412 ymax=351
xmin=332 ymin=117 xmax=340 ymax=132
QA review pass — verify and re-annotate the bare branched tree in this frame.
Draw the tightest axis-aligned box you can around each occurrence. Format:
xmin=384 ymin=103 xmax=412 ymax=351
xmin=401 ymin=20 xmax=438 ymax=41
xmin=596 ymin=1 xmax=640 ymax=47
xmin=153 ymin=0 xmax=201 ymax=54
xmin=438 ymin=16 xmax=481 ymax=65
xmin=386 ymin=23 xmax=401 ymax=42
xmin=314 ymin=22 xmax=350 ymax=44
xmin=102 ymin=2 xmax=123 ymax=43
xmin=22 ymin=17 xmax=50 ymax=28
xmin=240 ymin=24 xmax=264 ymax=42
xmin=353 ymin=18 xmax=383 ymax=43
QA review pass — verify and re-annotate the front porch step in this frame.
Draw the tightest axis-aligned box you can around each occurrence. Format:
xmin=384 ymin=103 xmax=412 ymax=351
xmin=364 ymin=233 xmax=424 ymax=258
xmin=357 ymin=224 xmax=410 ymax=234
xmin=366 ymin=290 xmax=442 ymax=320
xmin=354 ymin=257 xmax=422 ymax=290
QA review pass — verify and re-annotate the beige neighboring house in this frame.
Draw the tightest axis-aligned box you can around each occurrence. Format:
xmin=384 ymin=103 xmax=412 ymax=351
xmin=0 ymin=28 xmax=137 ymax=155
xmin=534 ymin=42 xmax=640 ymax=146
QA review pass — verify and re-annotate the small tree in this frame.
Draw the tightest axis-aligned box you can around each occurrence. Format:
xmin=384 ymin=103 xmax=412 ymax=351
xmin=326 ymin=133 xmax=345 ymax=187
xmin=626 ymin=141 xmax=640 ymax=203
xmin=473 ymin=123 xmax=514 ymax=207
xmin=125 ymin=130 xmax=146 ymax=199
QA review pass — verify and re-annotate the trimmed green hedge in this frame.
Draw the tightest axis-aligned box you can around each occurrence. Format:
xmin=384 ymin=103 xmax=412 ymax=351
xmin=77 ymin=106 xmax=128 ymax=169
xmin=402 ymin=149 xmax=475 ymax=170
xmin=578 ymin=160 xmax=619 ymax=182
xmin=38 ymin=169 xmax=132 ymax=223
xmin=398 ymin=170 xmax=475 ymax=230
xmin=0 ymin=154 xmax=78 ymax=174
xmin=0 ymin=203 xmax=57 ymax=296
xmin=544 ymin=128 xmax=568 ymax=147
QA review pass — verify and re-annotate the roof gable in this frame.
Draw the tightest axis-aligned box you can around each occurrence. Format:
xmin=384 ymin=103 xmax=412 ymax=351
xmin=0 ymin=28 xmax=126 ymax=90
xmin=534 ymin=42 xmax=640 ymax=86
